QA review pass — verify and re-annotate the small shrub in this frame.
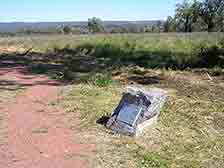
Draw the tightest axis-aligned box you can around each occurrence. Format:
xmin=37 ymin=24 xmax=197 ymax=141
xmin=29 ymin=64 xmax=48 ymax=74
xmin=88 ymin=73 xmax=113 ymax=87
xmin=219 ymin=38 xmax=224 ymax=47
xmin=193 ymin=41 xmax=224 ymax=68
xmin=199 ymin=45 xmax=224 ymax=68
xmin=137 ymin=152 xmax=169 ymax=168
xmin=209 ymin=66 xmax=224 ymax=76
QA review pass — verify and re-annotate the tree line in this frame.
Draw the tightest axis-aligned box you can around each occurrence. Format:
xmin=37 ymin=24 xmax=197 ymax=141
xmin=3 ymin=0 xmax=223 ymax=36
xmin=88 ymin=0 xmax=224 ymax=33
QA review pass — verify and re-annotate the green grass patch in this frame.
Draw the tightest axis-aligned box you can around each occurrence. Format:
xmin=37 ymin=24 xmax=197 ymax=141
xmin=136 ymin=151 xmax=170 ymax=168
xmin=88 ymin=73 xmax=114 ymax=87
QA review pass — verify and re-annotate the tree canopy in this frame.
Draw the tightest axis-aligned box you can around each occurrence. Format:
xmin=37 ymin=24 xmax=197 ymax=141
xmin=165 ymin=0 xmax=224 ymax=32
xmin=88 ymin=17 xmax=105 ymax=33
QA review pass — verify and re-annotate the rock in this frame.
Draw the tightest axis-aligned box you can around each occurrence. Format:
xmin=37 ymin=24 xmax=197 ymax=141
xmin=106 ymin=86 xmax=167 ymax=136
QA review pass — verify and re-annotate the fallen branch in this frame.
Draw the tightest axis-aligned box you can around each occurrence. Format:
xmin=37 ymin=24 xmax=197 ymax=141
xmin=206 ymin=72 xmax=213 ymax=81
xmin=19 ymin=48 xmax=33 ymax=56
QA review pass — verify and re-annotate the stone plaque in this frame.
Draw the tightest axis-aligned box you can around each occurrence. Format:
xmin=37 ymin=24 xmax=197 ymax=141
xmin=117 ymin=103 xmax=143 ymax=126
xmin=106 ymin=87 xmax=167 ymax=136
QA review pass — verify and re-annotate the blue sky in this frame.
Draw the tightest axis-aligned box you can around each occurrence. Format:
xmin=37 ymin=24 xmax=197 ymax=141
xmin=1 ymin=0 xmax=181 ymax=22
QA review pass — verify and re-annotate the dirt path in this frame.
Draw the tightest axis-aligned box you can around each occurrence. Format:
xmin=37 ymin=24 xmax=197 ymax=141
xmin=0 ymin=65 xmax=93 ymax=168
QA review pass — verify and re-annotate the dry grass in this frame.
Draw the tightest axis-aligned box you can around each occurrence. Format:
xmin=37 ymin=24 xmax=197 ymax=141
xmin=0 ymin=109 xmax=7 ymax=147
xmin=60 ymin=68 xmax=224 ymax=168
xmin=0 ymin=76 xmax=25 ymax=104
xmin=1 ymin=33 xmax=224 ymax=167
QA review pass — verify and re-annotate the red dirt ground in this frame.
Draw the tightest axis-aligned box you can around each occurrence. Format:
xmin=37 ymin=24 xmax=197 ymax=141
xmin=0 ymin=65 xmax=94 ymax=168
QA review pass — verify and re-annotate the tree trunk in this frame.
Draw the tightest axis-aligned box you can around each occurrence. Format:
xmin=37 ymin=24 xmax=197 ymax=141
xmin=185 ymin=16 xmax=190 ymax=32
xmin=207 ymin=20 xmax=215 ymax=32
xmin=221 ymin=18 xmax=224 ymax=32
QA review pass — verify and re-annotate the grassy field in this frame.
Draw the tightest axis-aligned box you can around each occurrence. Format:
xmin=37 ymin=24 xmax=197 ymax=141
xmin=1 ymin=33 xmax=224 ymax=70
xmin=60 ymin=68 xmax=224 ymax=168
xmin=0 ymin=33 xmax=224 ymax=167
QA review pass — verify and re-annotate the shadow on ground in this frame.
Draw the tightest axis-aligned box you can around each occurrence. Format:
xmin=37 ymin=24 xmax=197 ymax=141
xmin=96 ymin=116 xmax=110 ymax=126
xmin=0 ymin=42 xmax=223 ymax=91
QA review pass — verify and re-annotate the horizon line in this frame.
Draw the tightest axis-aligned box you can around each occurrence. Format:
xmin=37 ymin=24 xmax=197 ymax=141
xmin=0 ymin=19 xmax=165 ymax=24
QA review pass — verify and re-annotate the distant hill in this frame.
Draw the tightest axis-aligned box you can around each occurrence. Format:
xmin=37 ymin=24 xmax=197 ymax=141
xmin=0 ymin=20 xmax=160 ymax=32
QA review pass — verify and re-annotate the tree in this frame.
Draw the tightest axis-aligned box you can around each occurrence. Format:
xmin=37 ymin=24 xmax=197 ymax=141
xmin=156 ymin=21 xmax=162 ymax=32
xmin=88 ymin=17 xmax=105 ymax=33
xmin=175 ymin=0 xmax=199 ymax=32
xmin=164 ymin=16 xmax=176 ymax=32
xmin=199 ymin=0 xmax=224 ymax=32
xmin=24 ymin=28 xmax=32 ymax=35
xmin=144 ymin=26 xmax=152 ymax=33
xmin=63 ymin=25 xmax=72 ymax=34
xmin=165 ymin=0 xmax=224 ymax=32
xmin=217 ymin=1 xmax=224 ymax=31
xmin=216 ymin=9 xmax=224 ymax=31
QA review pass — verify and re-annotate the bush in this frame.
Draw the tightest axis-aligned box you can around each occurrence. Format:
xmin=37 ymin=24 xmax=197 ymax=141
xmin=88 ymin=73 xmax=113 ymax=87
xmin=63 ymin=26 xmax=72 ymax=34
xmin=197 ymin=44 xmax=224 ymax=68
